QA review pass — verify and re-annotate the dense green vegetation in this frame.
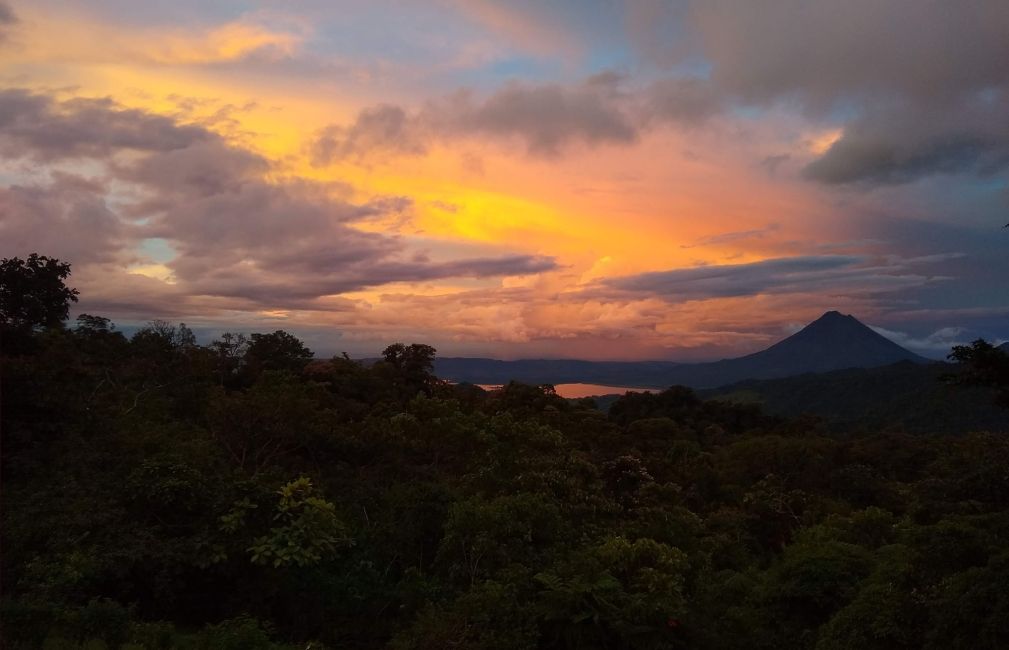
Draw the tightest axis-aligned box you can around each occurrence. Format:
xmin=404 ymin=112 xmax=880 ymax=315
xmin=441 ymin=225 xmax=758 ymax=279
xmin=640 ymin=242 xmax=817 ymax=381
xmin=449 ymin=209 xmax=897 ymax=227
xmin=2 ymin=256 xmax=1009 ymax=649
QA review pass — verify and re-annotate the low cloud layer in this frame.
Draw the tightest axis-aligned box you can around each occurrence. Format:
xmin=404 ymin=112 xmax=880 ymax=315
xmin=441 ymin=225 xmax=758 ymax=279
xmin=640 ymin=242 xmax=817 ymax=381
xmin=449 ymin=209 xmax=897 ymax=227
xmin=605 ymin=255 xmax=951 ymax=303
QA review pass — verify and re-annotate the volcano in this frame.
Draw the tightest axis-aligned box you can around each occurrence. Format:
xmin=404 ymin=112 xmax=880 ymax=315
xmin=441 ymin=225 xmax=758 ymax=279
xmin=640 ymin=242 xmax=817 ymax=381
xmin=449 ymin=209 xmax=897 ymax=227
xmin=657 ymin=311 xmax=930 ymax=388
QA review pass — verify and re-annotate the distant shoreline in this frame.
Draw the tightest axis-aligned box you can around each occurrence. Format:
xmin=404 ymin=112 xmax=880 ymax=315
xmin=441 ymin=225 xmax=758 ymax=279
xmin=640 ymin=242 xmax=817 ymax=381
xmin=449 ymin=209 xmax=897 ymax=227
xmin=475 ymin=382 xmax=663 ymax=399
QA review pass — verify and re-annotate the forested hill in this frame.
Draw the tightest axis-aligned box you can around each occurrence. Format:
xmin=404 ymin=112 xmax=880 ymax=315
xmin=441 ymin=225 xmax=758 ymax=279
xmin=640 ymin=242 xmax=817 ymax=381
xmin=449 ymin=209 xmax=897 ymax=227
xmin=433 ymin=357 xmax=682 ymax=387
xmin=700 ymin=360 xmax=1009 ymax=434
xmin=4 ymin=255 xmax=1009 ymax=649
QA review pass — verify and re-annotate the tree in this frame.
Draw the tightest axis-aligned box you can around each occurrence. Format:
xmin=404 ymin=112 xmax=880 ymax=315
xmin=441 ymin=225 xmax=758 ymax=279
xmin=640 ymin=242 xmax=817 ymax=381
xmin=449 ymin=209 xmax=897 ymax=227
xmin=244 ymin=330 xmax=313 ymax=376
xmin=75 ymin=314 xmax=113 ymax=333
xmin=946 ymin=339 xmax=1009 ymax=408
xmin=247 ymin=478 xmax=348 ymax=568
xmin=378 ymin=343 xmax=438 ymax=399
xmin=382 ymin=343 xmax=436 ymax=377
xmin=132 ymin=320 xmax=196 ymax=350
xmin=0 ymin=254 xmax=79 ymax=331
xmin=535 ymin=537 xmax=689 ymax=648
xmin=209 ymin=332 xmax=249 ymax=388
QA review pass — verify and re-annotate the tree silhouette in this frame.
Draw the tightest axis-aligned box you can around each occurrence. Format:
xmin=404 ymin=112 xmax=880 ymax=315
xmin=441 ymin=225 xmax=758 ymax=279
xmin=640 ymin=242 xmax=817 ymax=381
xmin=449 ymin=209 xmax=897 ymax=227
xmin=379 ymin=342 xmax=438 ymax=399
xmin=947 ymin=339 xmax=1009 ymax=408
xmin=245 ymin=330 xmax=314 ymax=376
xmin=0 ymin=254 xmax=79 ymax=331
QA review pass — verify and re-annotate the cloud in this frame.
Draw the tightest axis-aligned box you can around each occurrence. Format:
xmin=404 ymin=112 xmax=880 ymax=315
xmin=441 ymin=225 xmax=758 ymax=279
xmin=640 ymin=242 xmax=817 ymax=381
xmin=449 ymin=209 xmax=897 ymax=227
xmin=0 ymin=89 xmax=211 ymax=162
xmin=0 ymin=2 xmax=15 ymax=24
xmin=435 ymin=73 xmax=637 ymax=156
xmin=803 ymin=96 xmax=1009 ymax=185
xmin=136 ymin=20 xmax=303 ymax=66
xmin=605 ymin=254 xmax=950 ymax=303
xmin=448 ymin=0 xmax=591 ymax=60
xmin=624 ymin=1 xmax=1009 ymax=186
xmin=171 ymin=251 xmax=557 ymax=307
xmin=681 ymin=0 xmax=1009 ymax=107
xmin=0 ymin=172 xmax=126 ymax=265
xmin=312 ymin=73 xmax=638 ymax=162
xmin=13 ymin=7 xmax=304 ymax=67
xmin=870 ymin=325 xmax=968 ymax=355
xmin=680 ymin=224 xmax=780 ymax=249
xmin=118 ymin=139 xmax=268 ymax=205
xmin=0 ymin=0 xmax=16 ymax=42
xmin=758 ymin=154 xmax=791 ymax=176
xmin=311 ymin=104 xmax=425 ymax=164
xmin=643 ymin=76 xmax=721 ymax=125
xmin=0 ymin=88 xmax=559 ymax=317
xmin=121 ymin=139 xmax=557 ymax=307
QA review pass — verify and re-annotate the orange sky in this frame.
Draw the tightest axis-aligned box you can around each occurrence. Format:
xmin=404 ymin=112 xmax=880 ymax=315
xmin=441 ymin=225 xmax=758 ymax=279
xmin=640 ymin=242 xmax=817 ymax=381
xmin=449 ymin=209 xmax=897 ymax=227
xmin=1 ymin=1 xmax=1006 ymax=359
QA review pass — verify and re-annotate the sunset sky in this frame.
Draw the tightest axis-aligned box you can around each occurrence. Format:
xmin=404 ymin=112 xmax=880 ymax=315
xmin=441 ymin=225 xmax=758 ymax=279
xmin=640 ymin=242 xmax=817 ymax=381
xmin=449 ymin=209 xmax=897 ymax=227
xmin=1 ymin=1 xmax=1007 ymax=360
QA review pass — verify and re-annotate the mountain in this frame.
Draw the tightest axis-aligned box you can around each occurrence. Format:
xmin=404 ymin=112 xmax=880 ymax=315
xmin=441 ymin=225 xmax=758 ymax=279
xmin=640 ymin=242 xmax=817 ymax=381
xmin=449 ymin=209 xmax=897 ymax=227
xmin=435 ymin=311 xmax=930 ymax=389
xmin=432 ymin=358 xmax=681 ymax=387
xmin=657 ymin=310 xmax=930 ymax=388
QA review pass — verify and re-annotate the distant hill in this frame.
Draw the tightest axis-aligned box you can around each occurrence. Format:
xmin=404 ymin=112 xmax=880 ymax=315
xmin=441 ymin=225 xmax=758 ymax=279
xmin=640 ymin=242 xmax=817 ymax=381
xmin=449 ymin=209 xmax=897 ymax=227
xmin=435 ymin=311 xmax=928 ymax=388
xmin=433 ymin=358 xmax=680 ymax=387
xmin=699 ymin=361 xmax=1008 ymax=434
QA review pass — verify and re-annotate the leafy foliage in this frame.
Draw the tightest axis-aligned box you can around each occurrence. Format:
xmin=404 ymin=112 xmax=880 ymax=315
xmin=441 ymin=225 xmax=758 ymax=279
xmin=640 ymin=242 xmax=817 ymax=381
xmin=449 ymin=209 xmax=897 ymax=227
xmin=248 ymin=478 xmax=348 ymax=568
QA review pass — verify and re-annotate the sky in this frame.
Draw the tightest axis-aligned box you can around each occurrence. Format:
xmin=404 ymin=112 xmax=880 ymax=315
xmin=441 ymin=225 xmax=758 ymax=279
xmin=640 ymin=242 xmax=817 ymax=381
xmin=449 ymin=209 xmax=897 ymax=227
xmin=0 ymin=0 xmax=1007 ymax=360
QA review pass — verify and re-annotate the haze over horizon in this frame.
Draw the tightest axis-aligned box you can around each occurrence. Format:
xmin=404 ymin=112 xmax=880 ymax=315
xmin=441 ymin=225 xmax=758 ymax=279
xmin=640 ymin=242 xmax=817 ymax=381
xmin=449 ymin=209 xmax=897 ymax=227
xmin=2 ymin=1 xmax=1007 ymax=360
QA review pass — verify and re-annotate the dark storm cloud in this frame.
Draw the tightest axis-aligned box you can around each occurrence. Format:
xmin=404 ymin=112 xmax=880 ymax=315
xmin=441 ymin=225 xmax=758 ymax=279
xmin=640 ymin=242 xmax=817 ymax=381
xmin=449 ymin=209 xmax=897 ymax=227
xmin=0 ymin=90 xmax=212 ymax=161
xmin=605 ymin=254 xmax=949 ymax=302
